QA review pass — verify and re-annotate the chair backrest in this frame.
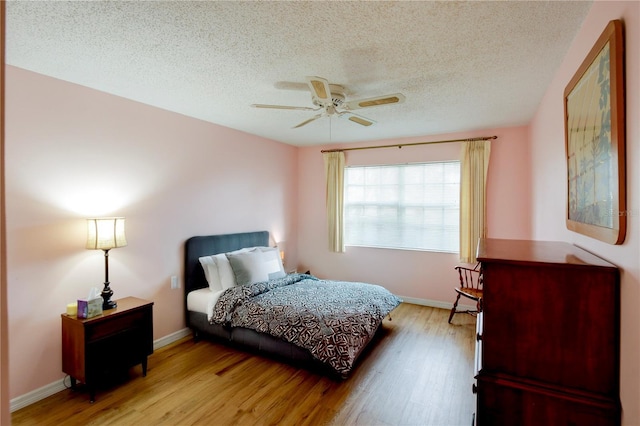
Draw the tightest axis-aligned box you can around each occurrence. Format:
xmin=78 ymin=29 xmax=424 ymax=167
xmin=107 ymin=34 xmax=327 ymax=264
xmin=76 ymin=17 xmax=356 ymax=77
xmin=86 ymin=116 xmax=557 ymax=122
xmin=455 ymin=263 xmax=483 ymax=290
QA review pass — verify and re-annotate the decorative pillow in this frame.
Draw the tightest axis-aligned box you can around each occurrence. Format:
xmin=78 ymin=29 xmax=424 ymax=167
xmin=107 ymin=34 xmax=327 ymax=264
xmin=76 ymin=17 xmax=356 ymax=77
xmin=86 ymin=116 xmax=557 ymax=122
xmin=198 ymin=247 xmax=255 ymax=291
xmin=198 ymin=256 xmax=223 ymax=292
xmin=226 ymin=250 xmax=270 ymax=286
xmin=257 ymin=246 xmax=286 ymax=280
xmin=215 ymin=247 xmax=254 ymax=290
xmin=225 ymin=246 xmax=287 ymax=286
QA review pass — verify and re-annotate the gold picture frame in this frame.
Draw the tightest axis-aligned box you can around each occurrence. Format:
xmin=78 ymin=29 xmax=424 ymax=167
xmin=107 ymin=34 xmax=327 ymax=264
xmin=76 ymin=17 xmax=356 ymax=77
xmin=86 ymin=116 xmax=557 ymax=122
xmin=565 ymin=19 xmax=626 ymax=244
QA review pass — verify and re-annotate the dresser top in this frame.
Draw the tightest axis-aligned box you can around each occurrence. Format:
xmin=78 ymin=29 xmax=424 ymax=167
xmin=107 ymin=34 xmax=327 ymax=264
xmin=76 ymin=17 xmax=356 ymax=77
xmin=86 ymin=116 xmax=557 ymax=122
xmin=477 ymin=238 xmax=617 ymax=269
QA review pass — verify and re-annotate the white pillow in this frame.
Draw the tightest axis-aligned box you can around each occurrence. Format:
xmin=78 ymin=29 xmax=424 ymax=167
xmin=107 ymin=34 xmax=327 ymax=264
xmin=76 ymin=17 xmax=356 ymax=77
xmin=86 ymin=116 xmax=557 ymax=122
xmin=257 ymin=246 xmax=286 ymax=280
xmin=198 ymin=256 xmax=223 ymax=292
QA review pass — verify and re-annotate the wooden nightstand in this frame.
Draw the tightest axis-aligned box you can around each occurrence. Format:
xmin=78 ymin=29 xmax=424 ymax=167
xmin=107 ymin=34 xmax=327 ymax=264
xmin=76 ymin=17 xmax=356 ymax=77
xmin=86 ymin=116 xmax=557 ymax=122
xmin=61 ymin=296 xmax=154 ymax=402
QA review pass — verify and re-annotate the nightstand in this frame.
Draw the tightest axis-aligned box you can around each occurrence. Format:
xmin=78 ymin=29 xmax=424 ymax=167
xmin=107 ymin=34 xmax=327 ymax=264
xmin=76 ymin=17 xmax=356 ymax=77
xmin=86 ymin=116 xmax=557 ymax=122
xmin=61 ymin=296 xmax=154 ymax=402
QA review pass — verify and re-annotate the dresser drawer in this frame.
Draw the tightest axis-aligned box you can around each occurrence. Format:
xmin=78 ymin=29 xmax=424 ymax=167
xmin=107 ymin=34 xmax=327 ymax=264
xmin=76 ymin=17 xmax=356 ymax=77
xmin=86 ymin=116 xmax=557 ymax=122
xmin=476 ymin=375 xmax=620 ymax=426
xmin=86 ymin=309 xmax=148 ymax=342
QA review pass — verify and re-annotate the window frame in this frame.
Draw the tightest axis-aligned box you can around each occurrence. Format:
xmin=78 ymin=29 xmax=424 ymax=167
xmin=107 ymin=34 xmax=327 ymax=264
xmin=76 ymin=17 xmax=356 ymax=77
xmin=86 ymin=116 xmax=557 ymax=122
xmin=343 ymin=160 xmax=461 ymax=254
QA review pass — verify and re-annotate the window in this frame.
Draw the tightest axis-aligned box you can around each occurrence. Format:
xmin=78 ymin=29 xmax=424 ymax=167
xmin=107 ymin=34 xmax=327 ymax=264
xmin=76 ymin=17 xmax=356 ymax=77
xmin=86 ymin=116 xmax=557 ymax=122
xmin=344 ymin=161 xmax=460 ymax=253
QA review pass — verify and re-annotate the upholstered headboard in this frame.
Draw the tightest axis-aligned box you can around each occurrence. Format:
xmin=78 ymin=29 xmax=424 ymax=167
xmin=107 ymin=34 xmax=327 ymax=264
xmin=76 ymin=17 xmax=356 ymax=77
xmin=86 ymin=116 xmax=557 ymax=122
xmin=184 ymin=230 xmax=269 ymax=296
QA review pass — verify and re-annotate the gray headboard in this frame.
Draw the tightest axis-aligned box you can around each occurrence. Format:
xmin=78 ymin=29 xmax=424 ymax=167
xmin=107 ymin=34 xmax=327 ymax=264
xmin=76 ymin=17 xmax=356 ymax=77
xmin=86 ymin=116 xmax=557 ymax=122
xmin=184 ymin=230 xmax=270 ymax=297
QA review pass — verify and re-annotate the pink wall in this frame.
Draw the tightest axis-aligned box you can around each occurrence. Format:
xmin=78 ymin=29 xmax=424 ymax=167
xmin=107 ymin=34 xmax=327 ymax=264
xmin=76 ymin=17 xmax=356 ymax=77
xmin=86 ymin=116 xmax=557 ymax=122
xmin=297 ymin=126 xmax=531 ymax=305
xmin=5 ymin=66 xmax=298 ymax=399
xmin=529 ymin=2 xmax=639 ymax=424
xmin=8 ymin=4 xmax=637 ymax=418
xmin=0 ymin=3 xmax=9 ymax=422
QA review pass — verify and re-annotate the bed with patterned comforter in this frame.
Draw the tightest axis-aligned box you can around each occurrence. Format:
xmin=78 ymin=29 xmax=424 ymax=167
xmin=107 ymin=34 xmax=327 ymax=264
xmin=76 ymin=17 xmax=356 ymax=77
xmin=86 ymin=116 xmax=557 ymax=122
xmin=184 ymin=231 xmax=401 ymax=378
xmin=211 ymin=273 xmax=401 ymax=376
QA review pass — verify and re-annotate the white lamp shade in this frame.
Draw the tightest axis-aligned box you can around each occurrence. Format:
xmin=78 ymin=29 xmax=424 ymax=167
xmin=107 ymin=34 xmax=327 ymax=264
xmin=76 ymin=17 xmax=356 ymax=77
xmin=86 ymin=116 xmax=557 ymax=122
xmin=86 ymin=217 xmax=127 ymax=250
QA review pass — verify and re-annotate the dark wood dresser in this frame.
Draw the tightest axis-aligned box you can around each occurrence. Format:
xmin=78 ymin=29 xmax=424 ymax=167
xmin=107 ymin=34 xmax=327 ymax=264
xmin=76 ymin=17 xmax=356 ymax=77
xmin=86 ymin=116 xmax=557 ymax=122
xmin=61 ymin=296 xmax=154 ymax=402
xmin=475 ymin=238 xmax=620 ymax=425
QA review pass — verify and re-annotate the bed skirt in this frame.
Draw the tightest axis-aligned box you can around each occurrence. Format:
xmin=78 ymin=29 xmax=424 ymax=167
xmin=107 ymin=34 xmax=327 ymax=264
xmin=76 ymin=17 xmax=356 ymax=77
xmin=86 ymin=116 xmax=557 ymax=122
xmin=187 ymin=310 xmax=380 ymax=378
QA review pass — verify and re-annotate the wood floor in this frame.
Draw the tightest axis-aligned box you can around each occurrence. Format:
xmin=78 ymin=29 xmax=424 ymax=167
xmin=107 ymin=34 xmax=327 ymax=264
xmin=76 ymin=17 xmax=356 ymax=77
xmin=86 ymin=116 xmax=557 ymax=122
xmin=12 ymin=304 xmax=476 ymax=426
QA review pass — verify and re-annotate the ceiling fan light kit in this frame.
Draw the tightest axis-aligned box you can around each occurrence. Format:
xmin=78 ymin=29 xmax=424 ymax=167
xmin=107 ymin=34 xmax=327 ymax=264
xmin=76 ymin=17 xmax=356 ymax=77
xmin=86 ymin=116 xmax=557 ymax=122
xmin=252 ymin=76 xmax=405 ymax=129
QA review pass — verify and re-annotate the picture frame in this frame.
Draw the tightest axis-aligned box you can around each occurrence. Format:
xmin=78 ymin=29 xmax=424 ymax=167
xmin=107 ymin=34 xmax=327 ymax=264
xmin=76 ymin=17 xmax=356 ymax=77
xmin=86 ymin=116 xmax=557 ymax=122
xmin=564 ymin=19 xmax=626 ymax=244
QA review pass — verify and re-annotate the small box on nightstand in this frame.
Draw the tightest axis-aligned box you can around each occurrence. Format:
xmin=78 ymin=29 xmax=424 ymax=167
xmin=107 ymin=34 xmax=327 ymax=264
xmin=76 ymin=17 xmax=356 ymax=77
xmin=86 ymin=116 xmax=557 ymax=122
xmin=77 ymin=297 xmax=102 ymax=319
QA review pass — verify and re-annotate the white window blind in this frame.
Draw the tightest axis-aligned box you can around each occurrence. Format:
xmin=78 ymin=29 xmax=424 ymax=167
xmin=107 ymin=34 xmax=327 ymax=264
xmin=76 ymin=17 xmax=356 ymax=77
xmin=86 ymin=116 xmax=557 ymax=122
xmin=344 ymin=161 xmax=460 ymax=253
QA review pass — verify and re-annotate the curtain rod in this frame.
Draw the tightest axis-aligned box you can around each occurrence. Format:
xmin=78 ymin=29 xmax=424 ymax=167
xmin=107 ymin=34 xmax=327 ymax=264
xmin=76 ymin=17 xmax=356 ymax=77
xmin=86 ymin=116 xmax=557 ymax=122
xmin=320 ymin=135 xmax=497 ymax=153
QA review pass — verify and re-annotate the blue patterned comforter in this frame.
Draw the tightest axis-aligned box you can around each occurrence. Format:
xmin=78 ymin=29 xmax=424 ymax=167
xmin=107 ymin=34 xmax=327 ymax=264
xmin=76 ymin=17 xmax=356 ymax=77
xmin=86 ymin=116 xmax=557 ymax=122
xmin=210 ymin=273 xmax=401 ymax=376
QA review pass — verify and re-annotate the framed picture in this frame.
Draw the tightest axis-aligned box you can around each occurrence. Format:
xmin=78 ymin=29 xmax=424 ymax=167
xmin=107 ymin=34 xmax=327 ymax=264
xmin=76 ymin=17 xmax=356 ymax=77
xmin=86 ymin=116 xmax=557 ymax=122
xmin=564 ymin=20 xmax=626 ymax=244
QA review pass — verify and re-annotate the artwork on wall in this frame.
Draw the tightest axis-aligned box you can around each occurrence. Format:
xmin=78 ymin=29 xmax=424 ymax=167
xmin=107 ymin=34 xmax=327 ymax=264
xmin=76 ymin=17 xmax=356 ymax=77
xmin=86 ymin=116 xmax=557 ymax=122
xmin=564 ymin=19 xmax=626 ymax=244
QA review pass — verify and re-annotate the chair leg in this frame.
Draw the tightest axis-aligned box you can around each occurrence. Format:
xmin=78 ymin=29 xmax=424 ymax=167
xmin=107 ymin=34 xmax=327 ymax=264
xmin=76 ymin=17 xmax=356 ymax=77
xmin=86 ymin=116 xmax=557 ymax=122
xmin=448 ymin=293 xmax=462 ymax=324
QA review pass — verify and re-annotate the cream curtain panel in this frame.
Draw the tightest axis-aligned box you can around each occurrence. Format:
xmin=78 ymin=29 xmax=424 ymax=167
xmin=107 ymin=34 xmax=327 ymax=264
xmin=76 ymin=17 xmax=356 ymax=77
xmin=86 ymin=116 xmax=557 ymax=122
xmin=459 ymin=140 xmax=491 ymax=263
xmin=323 ymin=151 xmax=345 ymax=253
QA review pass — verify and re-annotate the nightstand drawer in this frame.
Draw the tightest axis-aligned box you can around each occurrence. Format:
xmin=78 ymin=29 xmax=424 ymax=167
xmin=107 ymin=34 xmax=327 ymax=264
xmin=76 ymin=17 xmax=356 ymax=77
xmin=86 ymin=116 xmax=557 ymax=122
xmin=86 ymin=309 xmax=147 ymax=342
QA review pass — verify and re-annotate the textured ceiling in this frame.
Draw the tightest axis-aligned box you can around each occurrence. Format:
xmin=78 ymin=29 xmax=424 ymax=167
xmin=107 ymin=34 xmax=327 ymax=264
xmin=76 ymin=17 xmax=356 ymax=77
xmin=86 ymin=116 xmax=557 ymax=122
xmin=6 ymin=1 xmax=592 ymax=146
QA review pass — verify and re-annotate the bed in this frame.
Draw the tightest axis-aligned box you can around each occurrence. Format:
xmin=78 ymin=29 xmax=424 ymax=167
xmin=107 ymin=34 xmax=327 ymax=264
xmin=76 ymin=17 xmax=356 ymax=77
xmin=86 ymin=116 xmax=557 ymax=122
xmin=184 ymin=230 xmax=401 ymax=377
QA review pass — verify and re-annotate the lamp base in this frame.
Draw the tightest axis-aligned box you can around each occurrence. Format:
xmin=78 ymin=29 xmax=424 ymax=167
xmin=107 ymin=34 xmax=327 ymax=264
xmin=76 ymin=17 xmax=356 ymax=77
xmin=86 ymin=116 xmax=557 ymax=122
xmin=101 ymin=282 xmax=117 ymax=311
xmin=103 ymin=299 xmax=117 ymax=310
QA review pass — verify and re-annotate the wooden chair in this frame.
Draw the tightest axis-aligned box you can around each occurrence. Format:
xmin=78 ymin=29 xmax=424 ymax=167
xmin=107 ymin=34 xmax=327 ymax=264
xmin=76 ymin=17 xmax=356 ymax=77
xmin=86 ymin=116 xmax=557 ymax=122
xmin=448 ymin=263 xmax=483 ymax=323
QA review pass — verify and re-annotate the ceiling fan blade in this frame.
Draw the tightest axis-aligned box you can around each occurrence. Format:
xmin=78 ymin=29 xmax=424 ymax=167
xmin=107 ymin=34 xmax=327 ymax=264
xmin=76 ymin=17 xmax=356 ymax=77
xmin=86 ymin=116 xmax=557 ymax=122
xmin=344 ymin=93 xmax=406 ymax=110
xmin=293 ymin=113 xmax=324 ymax=129
xmin=339 ymin=111 xmax=376 ymax=127
xmin=251 ymin=104 xmax=318 ymax=111
xmin=305 ymin=76 xmax=333 ymax=106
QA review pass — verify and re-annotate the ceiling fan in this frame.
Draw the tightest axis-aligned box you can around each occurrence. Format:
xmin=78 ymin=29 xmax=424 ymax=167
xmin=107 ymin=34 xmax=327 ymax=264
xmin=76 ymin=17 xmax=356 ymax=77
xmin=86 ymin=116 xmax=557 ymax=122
xmin=251 ymin=76 xmax=406 ymax=128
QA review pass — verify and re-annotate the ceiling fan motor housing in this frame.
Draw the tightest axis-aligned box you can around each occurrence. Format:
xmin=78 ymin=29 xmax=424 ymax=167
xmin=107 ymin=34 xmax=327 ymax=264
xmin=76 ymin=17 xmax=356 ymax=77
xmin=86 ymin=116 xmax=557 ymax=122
xmin=312 ymin=84 xmax=345 ymax=108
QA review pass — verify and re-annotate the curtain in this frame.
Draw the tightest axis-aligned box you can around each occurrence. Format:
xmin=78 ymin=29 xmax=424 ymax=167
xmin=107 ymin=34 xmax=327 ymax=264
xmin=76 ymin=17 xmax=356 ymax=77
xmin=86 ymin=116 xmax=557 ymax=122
xmin=323 ymin=151 xmax=345 ymax=253
xmin=459 ymin=140 xmax=491 ymax=263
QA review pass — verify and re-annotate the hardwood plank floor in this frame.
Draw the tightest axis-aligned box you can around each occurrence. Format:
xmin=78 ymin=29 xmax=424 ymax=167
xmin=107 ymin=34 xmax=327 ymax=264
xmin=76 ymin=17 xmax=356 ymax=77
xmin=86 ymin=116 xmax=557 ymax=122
xmin=12 ymin=304 xmax=476 ymax=426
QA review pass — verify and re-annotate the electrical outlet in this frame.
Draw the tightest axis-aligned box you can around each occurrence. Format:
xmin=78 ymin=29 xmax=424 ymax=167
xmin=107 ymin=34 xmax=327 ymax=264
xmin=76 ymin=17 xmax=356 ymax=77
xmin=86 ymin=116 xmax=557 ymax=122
xmin=170 ymin=275 xmax=179 ymax=289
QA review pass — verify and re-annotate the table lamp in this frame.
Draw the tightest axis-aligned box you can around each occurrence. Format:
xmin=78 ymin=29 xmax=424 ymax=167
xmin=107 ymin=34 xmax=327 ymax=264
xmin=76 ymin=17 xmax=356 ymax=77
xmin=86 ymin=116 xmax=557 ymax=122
xmin=86 ymin=217 xmax=127 ymax=310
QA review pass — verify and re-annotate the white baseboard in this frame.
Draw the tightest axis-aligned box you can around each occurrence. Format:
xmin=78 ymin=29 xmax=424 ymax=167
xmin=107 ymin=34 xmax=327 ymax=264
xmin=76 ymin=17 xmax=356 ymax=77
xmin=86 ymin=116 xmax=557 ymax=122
xmin=10 ymin=327 xmax=192 ymax=413
xmin=399 ymin=295 xmax=475 ymax=312
xmin=153 ymin=327 xmax=191 ymax=351
xmin=10 ymin=380 xmax=68 ymax=413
